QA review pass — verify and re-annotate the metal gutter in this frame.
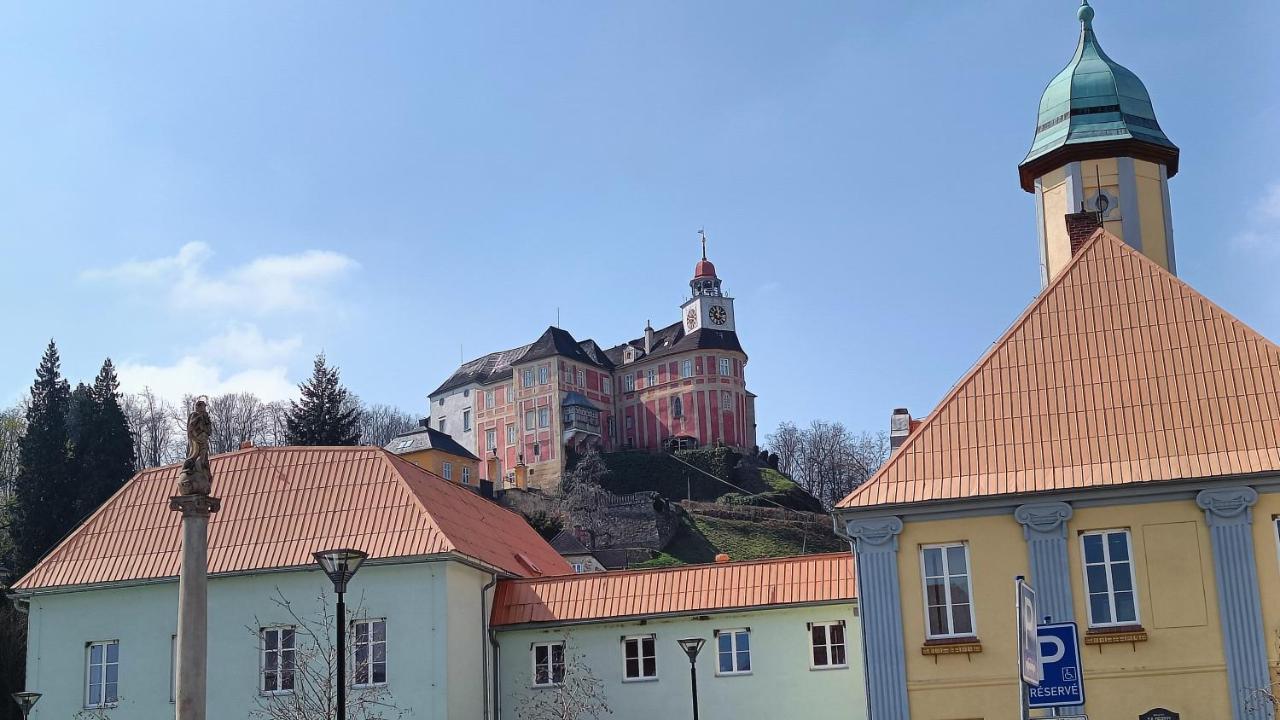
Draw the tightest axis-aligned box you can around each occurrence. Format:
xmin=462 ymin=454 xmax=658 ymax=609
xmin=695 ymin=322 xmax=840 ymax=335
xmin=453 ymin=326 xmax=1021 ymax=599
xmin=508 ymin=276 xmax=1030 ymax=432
xmin=490 ymin=597 xmax=857 ymax=633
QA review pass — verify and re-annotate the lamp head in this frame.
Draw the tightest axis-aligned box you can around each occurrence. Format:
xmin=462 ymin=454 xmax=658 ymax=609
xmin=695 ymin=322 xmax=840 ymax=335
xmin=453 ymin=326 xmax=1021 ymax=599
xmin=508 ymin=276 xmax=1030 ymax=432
xmin=313 ymin=548 xmax=368 ymax=594
xmin=12 ymin=692 xmax=41 ymax=714
xmin=677 ymin=637 xmax=705 ymax=662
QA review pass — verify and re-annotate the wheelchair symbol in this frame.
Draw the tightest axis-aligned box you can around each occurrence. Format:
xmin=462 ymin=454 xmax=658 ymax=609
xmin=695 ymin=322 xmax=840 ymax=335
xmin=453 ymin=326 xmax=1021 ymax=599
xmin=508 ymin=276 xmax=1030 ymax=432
xmin=1063 ymin=667 xmax=1077 ymax=682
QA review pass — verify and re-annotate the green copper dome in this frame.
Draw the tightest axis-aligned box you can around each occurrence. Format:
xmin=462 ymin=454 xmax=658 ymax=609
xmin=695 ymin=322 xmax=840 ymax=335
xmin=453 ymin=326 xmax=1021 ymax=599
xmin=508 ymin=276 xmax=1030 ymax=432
xmin=1018 ymin=1 xmax=1178 ymax=191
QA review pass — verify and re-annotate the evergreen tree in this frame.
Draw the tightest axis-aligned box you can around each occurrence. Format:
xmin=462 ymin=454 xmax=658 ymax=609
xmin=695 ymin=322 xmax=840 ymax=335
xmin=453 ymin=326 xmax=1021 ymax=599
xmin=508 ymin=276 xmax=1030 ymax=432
xmin=69 ymin=360 xmax=136 ymax=518
xmin=11 ymin=341 xmax=77 ymax=576
xmin=284 ymin=354 xmax=362 ymax=446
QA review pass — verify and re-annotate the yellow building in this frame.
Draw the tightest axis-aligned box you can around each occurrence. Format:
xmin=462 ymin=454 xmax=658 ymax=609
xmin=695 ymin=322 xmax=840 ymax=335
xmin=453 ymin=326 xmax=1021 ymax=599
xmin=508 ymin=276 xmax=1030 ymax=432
xmin=385 ymin=424 xmax=482 ymax=489
xmin=834 ymin=5 xmax=1278 ymax=719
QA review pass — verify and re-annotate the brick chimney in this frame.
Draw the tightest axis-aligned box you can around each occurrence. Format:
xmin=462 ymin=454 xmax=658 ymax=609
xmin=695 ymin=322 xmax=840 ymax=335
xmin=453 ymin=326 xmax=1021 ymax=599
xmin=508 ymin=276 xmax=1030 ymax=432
xmin=1065 ymin=205 xmax=1103 ymax=257
xmin=644 ymin=321 xmax=655 ymax=354
xmin=890 ymin=408 xmax=912 ymax=452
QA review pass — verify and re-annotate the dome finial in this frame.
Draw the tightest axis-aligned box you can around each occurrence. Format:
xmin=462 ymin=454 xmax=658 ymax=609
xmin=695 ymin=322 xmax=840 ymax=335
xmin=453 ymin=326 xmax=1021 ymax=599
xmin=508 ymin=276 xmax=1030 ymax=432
xmin=1078 ymin=0 xmax=1094 ymax=28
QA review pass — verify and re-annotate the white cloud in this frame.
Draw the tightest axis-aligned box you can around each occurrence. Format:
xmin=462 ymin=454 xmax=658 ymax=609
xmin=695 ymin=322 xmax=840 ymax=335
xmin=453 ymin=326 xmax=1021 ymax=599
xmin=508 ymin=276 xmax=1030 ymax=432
xmin=1233 ymin=183 xmax=1280 ymax=253
xmin=198 ymin=323 xmax=302 ymax=368
xmin=82 ymin=241 xmax=359 ymax=314
xmin=117 ymin=356 xmax=297 ymax=402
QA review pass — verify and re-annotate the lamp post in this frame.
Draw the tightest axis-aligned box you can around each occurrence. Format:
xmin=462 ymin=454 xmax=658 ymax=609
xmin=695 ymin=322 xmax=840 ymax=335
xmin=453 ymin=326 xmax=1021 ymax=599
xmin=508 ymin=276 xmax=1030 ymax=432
xmin=12 ymin=692 xmax=40 ymax=720
xmin=677 ymin=637 xmax=705 ymax=720
xmin=314 ymin=549 xmax=368 ymax=720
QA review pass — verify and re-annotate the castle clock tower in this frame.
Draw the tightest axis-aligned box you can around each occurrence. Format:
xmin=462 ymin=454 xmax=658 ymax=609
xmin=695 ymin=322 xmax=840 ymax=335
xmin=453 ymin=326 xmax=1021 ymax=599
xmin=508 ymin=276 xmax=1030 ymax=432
xmin=680 ymin=236 xmax=735 ymax=334
xmin=1021 ymin=1 xmax=1179 ymax=285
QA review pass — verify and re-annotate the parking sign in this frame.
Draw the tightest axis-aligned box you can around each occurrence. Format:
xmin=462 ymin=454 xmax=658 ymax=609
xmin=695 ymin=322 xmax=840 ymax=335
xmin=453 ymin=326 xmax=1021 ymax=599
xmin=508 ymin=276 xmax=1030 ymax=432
xmin=1016 ymin=579 xmax=1041 ymax=686
xmin=1028 ymin=622 xmax=1085 ymax=708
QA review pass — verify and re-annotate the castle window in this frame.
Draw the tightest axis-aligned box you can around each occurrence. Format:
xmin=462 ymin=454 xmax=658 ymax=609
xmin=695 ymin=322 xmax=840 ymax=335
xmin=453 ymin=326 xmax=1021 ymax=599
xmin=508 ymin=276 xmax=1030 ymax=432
xmin=577 ymin=368 xmax=585 ymax=385
xmin=485 ymin=391 xmax=495 ymax=410
xmin=486 ymin=429 xmax=497 ymax=450
xmin=722 ymin=390 xmax=733 ymax=411
xmin=538 ymin=407 xmax=550 ymax=428
xmin=442 ymin=462 xmax=453 ymax=481
xmin=538 ymin=366 xmax=549 ymax=385
xmin=719 ymin=357 xmax=731 ymax=376
xmin=525 ymin=410 xmax=536 ymax=432
xmin=462 ymin=409 xmax=472 ymax=432
xmin=681 ymin=360 xmax=693 ymax=378
xmin=624 ymin=374 xmax=635 ymax=392
xmin=647 ymin=369 xmax=657 ymax=388
xmin=672 ymin=397 xmax=683 ymax=418
xmin=507 ymin=423 xmax=517 ymax=445
xmin=602 ymin=377 xmax=612 ymax=395
xmin=522 ymin=369 xmax=534 ymax=388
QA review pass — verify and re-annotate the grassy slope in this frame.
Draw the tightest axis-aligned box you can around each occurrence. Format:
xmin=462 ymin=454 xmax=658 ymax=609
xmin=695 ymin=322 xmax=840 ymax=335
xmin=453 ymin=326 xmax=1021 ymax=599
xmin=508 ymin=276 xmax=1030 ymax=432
xmin=633 ymin=512 xmax=845 ymax=568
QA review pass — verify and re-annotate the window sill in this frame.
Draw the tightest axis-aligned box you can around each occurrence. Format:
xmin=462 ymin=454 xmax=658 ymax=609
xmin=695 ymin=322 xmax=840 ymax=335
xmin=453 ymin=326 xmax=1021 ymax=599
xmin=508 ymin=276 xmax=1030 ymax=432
xmin=260 ymin=691 xmax=296 ymax=697
xmin=352 ymin=683 xmax=388 ymax=690
xmin=621 ymin=677 xmax=659 ymax=684
xmin=1083 ymin=626 xmax=1148 ymax=645
xmin=809 ymin=664 xmax=850 ymax=672
xmin=920 ymin=637 xmax=983 ymax=656
xmin=715 ymin=671 xmax=753 ymax=678
xmin=531 ymin=683 xmax=564 ymax=690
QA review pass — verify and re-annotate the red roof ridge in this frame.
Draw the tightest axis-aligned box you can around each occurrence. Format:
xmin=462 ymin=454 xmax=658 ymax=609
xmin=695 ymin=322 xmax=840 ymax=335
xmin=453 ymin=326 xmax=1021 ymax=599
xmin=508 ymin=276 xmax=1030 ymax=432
xmin=379 ymin=451 xmax=541 ymax=528
xmin=837 ymin=228 xmax=1280 ymax=510
xmin=500 ymin=551 xmax=853 ymax=587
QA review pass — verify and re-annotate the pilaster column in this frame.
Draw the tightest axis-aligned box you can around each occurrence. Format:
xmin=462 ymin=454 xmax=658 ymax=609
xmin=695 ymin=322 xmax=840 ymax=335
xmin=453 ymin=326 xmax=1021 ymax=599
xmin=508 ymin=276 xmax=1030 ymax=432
xmin=1013 ymin=502 xmax=1074 ymax=625
xmin=846 ymin=516 xmax=909 ymax=720
xmin=1196 ymin=486 xmax=1272 ymax=720
xmin=170 ymin=493 xmax=221 ymax=720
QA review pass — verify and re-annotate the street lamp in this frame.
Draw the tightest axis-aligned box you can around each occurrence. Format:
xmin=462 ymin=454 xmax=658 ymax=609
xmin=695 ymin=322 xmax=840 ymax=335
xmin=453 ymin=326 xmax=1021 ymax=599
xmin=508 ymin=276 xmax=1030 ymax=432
xmin=12 ymin=692 xmax=40 ymax=720
xmin=677 ymin=637 xmax=706 ymax=720
xmin=314 ymin=549 xmax=368 ymax=720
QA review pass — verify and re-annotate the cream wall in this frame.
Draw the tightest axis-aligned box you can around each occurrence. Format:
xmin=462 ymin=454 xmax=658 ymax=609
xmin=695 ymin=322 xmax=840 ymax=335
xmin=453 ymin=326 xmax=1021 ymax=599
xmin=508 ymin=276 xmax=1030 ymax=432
xmin=1254 ymin=490 xmax=1280 ymax=694
xmin=893 ymin=498 xmax=1254 ymax=720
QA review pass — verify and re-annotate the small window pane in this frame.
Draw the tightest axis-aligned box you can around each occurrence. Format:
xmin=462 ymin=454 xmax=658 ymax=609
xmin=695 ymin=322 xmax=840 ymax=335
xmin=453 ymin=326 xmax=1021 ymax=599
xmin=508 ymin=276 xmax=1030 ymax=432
xmin=1112 ymin=563 xmax=1133 ymax=591
xmin=923 ymin=548 xmax=943 ymax=576
xmin=1083 ymin=534 xmax=1104 ymax=563
xmin=949 ymin=579 xmax=970 ymax=604
xmin=1090 ymin=593 xmax=1112 ymax=624
xmin=1086 ymin=564 xmax=1108 ymax=591
xmin=928 ymin=605 xmax=948 ymax=636
xmin=945 ymin=545 xmax=967 ymax=574
xmin=925 ymin=578 xmax=946 ymax=606
xmin=813 ymin=645 xmax=828 ymax=666
xmin=91 ymin=644 xmax=103 ymax=664
xmin=952 ymin=604 xmax=973 ymax=634
xmin=1107 ymin=532 xmax=1130 ymax=561
xmin=831 ymin=642 xmax=846 ymax=666
xmin=1114 ymin=591 xmax=1137 ymax=622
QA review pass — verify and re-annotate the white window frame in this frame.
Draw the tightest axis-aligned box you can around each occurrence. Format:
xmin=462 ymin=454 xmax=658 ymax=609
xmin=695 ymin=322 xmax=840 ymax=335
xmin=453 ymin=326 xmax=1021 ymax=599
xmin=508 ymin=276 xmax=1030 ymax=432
xmin=622 ymin=634 xmax=657 ymax=682
xmin=715 ymin=628 xmax=751 ymax=676
xmin=485 ymin=390 xmax=495 ymax=410
xmin=525 ymin=410 xmax=536 ymax=432
xmin=538 ymin=407 xmax=550 ymax=428
xmin=442 ymin=462 xmax=453 ymax=481
xmin=486 ymin=429 xmax=497 ymax=450
xmin=462 ymin=409 xmax=472 ymax=432
xmin=920 ymin=543 xmax=977 ymax=640
xmin=722 ymin=390 xmax=733 ymax=411
xmin=531 ymin=641 xmax=565 ymax=687
xmin=681 ymin=359 xmax=693 ymax=378
xmin=506 ymin=423 xmax=517 ymax=445
xmin=522 ymin=369 xmax=534 ymax=388
xmin=352 ymin=619 xmax=387 ymax=688
xmin=437 ymin=417 xmax=446 ymax=433
xmin=85 ymin=640 xmax=120 ymax=709
xmin=624 ymin=374 xmax=635 ymax=392
xmin=602 ymin=377 xmax=612 ymax=395
xmin=647 ymin=368 xmax=657 ymax=388
xmin=719 ymin=357 xmax=731 ymax=376
xmin=672 ymin=396 xmax=683 ymax=418
xmin=538 ymin=366 xmax=549 ymax=385
xmin=461 ymin=466 xmax=471 ymax=485
xmin=259 ymin=626 xmax=296 ymax=696
xmin=1080 ymin=529 xmax=1141 ymax=629
xmin=808 ymin=620 xmax=848 ymax=670
xmin=577 ymin=368 xmax=585 ymax=386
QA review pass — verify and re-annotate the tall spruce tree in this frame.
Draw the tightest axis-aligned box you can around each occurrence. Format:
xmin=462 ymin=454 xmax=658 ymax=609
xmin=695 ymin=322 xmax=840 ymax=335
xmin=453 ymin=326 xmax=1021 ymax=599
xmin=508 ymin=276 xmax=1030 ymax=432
xmin=69 ymin=360 xmax=136 ymax=518
xmin=284 ymin=354 xmax=362 ymax=446
xmin=11 ymin=341 xmax=77 ymax=576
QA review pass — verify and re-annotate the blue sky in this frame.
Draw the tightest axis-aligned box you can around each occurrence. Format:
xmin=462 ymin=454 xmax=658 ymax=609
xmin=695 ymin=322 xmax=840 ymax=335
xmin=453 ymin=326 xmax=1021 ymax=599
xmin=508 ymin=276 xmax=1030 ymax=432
xmin=2 ymin=1 xmax=1278 ymax=440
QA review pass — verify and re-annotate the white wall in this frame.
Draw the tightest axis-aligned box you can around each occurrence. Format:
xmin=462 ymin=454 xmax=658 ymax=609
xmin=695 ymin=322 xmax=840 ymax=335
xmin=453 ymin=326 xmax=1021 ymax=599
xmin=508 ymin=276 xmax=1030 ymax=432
xmin=495 ymin=604 xmax=865 ymax=720
xmin=430 ymin=384 xmax=478 ymax=456
xmin=23 ymin=560 xmax=490 ymax=720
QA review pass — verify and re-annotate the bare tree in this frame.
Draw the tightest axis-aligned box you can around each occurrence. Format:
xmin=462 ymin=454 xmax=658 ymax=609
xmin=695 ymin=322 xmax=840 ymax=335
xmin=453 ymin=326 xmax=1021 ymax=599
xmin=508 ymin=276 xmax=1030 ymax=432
xmin=766 ymin=420 xmax=888 ymax=509
xmin=0 ymin=406 xmax=25 ymax=499
xmin=561 ymin=449 xmax=611 ymax=549
xmin=260 ymin=401 xmax=291 ymax=447
xmin=248 ymin=589 xmax=406 ymax=720
xmin=122 ymin=387 xmax=178 ymax=469
xmin=357 ymin=404 xmax=418 ymax=448
xmin=516 ymin=635 xmax=611 ymax=720
xmin=206 ymin=392 xmax=272 ymax=453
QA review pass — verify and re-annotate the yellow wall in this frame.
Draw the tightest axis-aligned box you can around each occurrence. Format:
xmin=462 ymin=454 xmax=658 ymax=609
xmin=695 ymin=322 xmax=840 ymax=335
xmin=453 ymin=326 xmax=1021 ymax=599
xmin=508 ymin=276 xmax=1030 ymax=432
xmin=1254 ymin=492 xmax=1280 ymax=692
xmin=1134 ymin=158 xmax=1171 ymax=269
xmin=1039 ymin=166 xmax=1071 ymax=281
xmin=898 ymin=499 xmax=1239 ymax=720
xmin=399 ymin=448 xmax=481 ymax=487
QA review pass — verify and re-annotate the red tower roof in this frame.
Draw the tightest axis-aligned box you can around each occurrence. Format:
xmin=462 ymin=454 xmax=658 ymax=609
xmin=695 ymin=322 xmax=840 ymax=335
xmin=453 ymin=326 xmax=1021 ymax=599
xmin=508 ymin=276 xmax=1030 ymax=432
xmin=694 ymin=258 xmax=717 ymax=278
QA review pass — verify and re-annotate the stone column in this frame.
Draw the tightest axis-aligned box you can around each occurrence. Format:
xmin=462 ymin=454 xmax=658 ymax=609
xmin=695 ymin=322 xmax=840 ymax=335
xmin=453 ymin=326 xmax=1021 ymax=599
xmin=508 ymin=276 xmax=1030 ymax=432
xmin=169 ymin=494 xmax=221 ymax=720
xmin=1196 ymin=487 xmax=1272 ymax=720
xmin=846 ymin=515 xmax=909 ymax=720
xmin=1013 ymin=502 xmax=1074 ymax=624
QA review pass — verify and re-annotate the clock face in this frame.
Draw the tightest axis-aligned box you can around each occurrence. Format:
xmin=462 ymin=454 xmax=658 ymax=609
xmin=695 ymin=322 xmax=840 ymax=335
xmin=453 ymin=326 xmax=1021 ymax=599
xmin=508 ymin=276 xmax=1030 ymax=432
xmin=686 ymin=307 xmax=698 ymax=330
xmin=709 ymin=305 xmax=727 ymax=325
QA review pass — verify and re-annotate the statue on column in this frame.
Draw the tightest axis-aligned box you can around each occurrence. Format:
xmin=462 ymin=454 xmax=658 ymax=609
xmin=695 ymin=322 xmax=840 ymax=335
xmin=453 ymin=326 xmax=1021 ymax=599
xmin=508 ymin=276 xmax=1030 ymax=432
xmin=178 ymin=397 xmax=214 ymax=496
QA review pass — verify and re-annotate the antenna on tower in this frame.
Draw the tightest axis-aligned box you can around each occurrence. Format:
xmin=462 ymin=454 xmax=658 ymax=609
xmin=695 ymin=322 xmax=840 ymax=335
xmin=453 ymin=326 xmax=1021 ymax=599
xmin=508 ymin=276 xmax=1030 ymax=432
xmin=556 ymin=307 xmax=560 ymax=328
xmin=698 ymin=227 xmax=708 ymax=260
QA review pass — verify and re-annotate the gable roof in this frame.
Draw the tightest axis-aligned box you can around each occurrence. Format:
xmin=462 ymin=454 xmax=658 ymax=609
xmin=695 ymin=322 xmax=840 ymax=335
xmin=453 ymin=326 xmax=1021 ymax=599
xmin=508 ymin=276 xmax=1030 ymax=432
xmin=838 ymin=230 xmax=1280 ymax=511
xmin=548 ymin=529 xmax=592 ymax=555
xmin=430 ymin=343 xmax=533 ymax=397
xmin=384 ymin=426 xmax=480 ymax=461
xmin=13 ymin=446 xmax=570 ymax=593
xmin=517 ymin=326 xmax=608 ymax=368
xmin=490 ymin=552 xmax=855 ymax=628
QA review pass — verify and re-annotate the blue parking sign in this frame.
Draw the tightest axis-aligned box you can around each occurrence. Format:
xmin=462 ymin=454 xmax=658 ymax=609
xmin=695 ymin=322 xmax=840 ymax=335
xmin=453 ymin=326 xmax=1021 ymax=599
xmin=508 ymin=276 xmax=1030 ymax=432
xmin=1028 ymin=622 xmax=1085 ymax=708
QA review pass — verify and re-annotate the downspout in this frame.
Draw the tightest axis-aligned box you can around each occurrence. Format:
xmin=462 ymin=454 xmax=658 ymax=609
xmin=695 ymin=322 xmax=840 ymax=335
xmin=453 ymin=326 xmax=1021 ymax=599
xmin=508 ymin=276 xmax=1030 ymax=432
xmin=489 ymin=626 xmax=502 ymax=720
xmin=481 ymin=573 xmax=499 ymax=720
xmin=832 ymin=514 xmax=873 ymax=720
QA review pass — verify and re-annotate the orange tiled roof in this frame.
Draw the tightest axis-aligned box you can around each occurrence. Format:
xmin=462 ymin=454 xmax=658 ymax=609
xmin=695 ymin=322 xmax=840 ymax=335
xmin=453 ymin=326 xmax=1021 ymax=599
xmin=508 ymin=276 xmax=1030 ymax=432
xmin=838 ymin=230 xmax=1280 ymax=510
xmin=490 ymin=553 xmax=855 ymax=627
xmin=14 ymin=446 xmax=571 ymax=592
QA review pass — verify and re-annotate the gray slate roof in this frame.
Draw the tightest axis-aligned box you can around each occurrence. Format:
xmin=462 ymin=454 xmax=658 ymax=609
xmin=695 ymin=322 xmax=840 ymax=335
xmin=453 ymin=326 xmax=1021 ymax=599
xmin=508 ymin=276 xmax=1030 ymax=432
xmin=384 ymin=426 xmax=480 ymax=461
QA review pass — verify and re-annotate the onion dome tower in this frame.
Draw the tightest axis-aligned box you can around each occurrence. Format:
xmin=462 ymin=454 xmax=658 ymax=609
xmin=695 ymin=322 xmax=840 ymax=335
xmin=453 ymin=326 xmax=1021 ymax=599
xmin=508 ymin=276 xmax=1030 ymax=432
xmin=1020 ymin=1 xmax=1179 ymax=285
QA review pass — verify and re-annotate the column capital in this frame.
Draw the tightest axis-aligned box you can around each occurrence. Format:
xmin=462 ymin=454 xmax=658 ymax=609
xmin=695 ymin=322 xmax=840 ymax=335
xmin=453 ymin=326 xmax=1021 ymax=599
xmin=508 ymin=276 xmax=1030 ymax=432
xmin=1014 ymin=501 xmax=1073 ymax=539
xmin=1196 ymin=486 xmax=1257 ymax=527
xmin=169 ymin=494 xmax=222 ymax=517
xmin=846 ymin=516 xmax=904 ymax=552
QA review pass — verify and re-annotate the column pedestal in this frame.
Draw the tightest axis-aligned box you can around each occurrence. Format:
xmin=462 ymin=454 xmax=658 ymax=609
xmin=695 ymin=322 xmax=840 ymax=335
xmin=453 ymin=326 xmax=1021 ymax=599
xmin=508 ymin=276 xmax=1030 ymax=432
xmin=169 ymin=494 xmax=221 ymax=720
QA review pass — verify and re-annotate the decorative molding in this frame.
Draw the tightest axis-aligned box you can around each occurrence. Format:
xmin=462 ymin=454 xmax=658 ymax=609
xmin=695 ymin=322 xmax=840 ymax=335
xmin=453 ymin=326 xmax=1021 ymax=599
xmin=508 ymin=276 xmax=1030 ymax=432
xmin=169 ymin=494 xmax=222 ymax=517
xmin=1084 ymin=627 xmax=1148 ymax=645
xmin=1196 ymin=486 xmax=1258 ymax=526
xmin=846 ymin=516 xmax=904 ymax=551
xmin=1014 ymin=502 xmax=1073 ymax=539
xmin=921 ymin=640 xmax=983 ymax=656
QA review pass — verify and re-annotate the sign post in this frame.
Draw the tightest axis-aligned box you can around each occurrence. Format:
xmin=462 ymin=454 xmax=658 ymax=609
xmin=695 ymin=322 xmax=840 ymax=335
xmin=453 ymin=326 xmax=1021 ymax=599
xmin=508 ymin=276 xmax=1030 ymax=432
xmin=1029 ymin=622 xmax=1085 ymax=710
xmin=1015 ymin=577 xmax=1040 ymax=720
